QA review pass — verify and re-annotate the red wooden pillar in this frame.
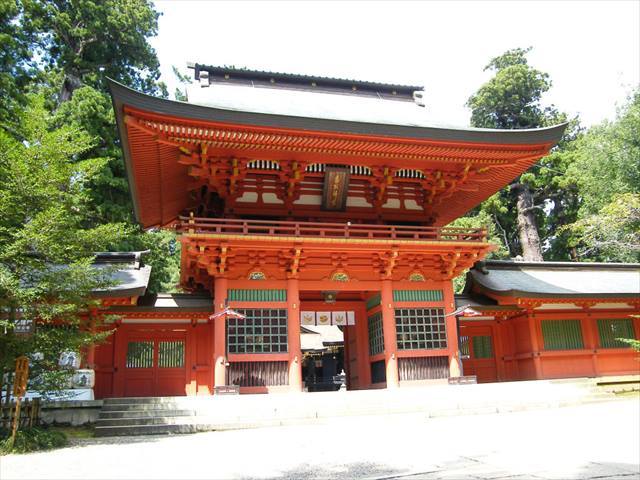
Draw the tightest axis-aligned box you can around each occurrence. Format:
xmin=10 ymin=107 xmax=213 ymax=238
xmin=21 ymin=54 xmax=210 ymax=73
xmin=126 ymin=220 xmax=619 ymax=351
xmin=443 ymin=281 xmax=461 ymax=377
xmin=84 ymin=311 xmax=97 ymax=369
xmin=356 ymin=304 xmax=371 ymax=388
xmin=581 ymin=312 xmax=599 ymax=376
xmin=213 ymin=277 xmax=228 ymax=388
xmin=527 ymin=313 xmax=542 ymax=379
xmin=113 ymin=325 xmax=125 ymax=396
xmin=287 ymin=278 xmax=302 ymax=392
xmin=381 ymin=280 xmax=399 ymax=388
xmin=493 ymin=319 xmax=506 ymax=381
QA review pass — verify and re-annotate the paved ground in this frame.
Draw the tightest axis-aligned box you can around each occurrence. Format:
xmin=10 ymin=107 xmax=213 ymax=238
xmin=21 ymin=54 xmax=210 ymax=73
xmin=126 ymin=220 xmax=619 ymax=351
xmin=2 ymin=398 xmax=639 ymax=480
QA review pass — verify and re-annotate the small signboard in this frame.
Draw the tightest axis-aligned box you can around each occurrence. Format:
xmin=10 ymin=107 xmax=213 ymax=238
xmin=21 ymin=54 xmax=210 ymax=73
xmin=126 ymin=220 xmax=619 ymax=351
xmin=14 ymin=318 xmax=34 ymax=336
xmin=214 ymin=385 xmax=240 ymax=395
xmin=13 ymin=356 xmax=29 ymax=397
xmin=448 ymin=376 xmax=477 ymax=385
xmin=300 ymin=311 xmax=356 ymax=326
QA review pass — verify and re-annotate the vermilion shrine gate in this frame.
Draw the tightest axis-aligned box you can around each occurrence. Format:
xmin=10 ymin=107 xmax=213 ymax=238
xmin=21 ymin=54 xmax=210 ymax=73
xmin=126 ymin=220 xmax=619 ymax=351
xmin=88 ymin=65 xmax=637 ymax=398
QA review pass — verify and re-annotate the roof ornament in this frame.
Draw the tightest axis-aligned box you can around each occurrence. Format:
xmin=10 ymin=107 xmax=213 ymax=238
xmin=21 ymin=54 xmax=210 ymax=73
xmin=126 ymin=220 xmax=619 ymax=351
xmin=446 ymin=305 xmax=482 ymax=317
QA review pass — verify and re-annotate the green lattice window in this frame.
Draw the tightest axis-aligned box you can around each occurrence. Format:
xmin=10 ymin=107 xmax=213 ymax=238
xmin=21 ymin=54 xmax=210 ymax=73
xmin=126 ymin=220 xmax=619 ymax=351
xmin=541 ymin=320 xmax=584 ymax=350
xmin=126 ymin=341 xmax=153 ymax=368
xmin=597 ymin=319 xmax=636 ymax=348
xmin=158 ymin=341 xmax=185 ymax=368
xmin=472 ymin=336 xmax=493 ymax=359
xmin=368 ymin=312 xmax=384 ymax=356
xmin=228 ymin=289 xmax=286 ymax=302
xmin=392 ymin=290 xmax=443 ymax=302
xmin=395 ymin=308 xmax=447 ymax=350
xmin=459 ymin=336 xmax=470 ymax=358
xmin=227 ymin=309 xmax=288 ymax=354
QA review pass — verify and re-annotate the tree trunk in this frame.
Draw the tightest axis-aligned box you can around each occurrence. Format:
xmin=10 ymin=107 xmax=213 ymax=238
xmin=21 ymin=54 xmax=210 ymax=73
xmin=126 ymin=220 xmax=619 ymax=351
xmin=513 ymin=183 xmax=543 ymax=261
xmin=58 ymin=73 xmax=83 ymax=104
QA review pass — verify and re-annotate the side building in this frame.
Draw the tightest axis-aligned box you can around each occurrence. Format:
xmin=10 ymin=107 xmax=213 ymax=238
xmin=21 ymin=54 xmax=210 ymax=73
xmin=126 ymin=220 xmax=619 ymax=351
xmin=458 ymin=261 xmax=640 ymax=383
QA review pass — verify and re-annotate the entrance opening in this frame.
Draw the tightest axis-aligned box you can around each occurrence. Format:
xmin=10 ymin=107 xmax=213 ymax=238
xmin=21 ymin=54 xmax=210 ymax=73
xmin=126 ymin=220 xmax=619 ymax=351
xmin=299 ymin=290 xmax=370 ymax=392
xmin=302 ymin=341 xmax=345 ymax=392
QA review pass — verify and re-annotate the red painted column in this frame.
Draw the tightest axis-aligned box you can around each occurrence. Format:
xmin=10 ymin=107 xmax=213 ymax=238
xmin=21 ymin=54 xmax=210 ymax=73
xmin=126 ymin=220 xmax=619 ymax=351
xmin=443 ymin=281 xmax=461 ymax=377
xmin=287 ymin=278 xmax=302 ymax=392
xmin=492 ymin=320 xmax=506 ymax=381
xmin=113 ymin=325 xmax=125 ymax=396
xmin=356 ymin=304 xmax=372 ymax=388
xmin=581 ymin=312 xmax=599 ymax=376
xmin=84 ymin=312 xmax=97 ymax=369
xmin=380 ymin=280 xmax=399 ymax=388
xmin=213 ymin=277 xmax=228 ymax=389
xmin=527 ymin=313 xmax=543 ymax=379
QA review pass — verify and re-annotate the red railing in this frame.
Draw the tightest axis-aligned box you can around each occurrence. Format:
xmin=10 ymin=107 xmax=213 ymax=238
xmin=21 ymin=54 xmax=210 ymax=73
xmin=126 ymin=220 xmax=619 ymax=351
xmin=176 ymin=216 xmax=487 ymax=243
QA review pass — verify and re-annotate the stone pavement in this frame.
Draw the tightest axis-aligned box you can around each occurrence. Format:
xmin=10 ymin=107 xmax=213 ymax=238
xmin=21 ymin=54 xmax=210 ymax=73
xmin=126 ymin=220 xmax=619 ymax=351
xmin=2 ymin=398 xmax=639 ymax=479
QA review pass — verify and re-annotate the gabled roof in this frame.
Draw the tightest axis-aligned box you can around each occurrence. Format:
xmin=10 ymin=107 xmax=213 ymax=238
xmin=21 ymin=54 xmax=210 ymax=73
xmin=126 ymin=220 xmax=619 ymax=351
xmin=468 ymin=260 xmax=640 ymax=299
xmin=92 ymin=251 xmax=152 ymax=298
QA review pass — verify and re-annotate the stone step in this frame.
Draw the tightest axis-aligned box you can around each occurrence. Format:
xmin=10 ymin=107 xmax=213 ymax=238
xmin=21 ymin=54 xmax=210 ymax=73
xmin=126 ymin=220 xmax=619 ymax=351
xmin=96 ymin=416 xmax=194 ymax=427
xmin=100 ymin=403 xmax=189 ymax=412
xmin=94 ymin=423 xmax=202 ymax=437
xmin=103 ymin=396 xmax=193 ymax=406
xmin=98 ymin=409 xmax=197 ymax=419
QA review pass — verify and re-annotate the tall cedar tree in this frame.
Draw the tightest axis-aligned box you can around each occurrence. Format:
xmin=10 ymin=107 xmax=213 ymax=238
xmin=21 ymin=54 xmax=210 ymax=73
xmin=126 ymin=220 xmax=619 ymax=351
xmin=467 ymin=47 xmax=572 ymax=261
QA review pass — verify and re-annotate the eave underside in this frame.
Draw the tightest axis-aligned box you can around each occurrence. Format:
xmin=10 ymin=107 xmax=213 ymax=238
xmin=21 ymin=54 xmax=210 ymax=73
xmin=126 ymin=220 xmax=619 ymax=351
xmin=121 ymin=107 xmax=558 ymax=228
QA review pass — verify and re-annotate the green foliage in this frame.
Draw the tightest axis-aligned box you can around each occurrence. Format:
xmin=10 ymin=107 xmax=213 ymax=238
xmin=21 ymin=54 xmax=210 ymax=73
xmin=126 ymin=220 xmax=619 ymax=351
xmin=448 ymin=210 xmax=510 ymax=293
xmin=466 ymin=47 xmax=580 ymax=260
xmin=172 ymin=65 xmax=191 ymax=102
xmin=52 ymin=85 xmax=133 ymax=223
xmin=111 ymin=229 xmax=182 ymax=294
xmin=617 ymin=337 xmax=640 ymax=352
xmin=23 ymin=0 xmax=163 ymax=98
xmin=564 ymin=193 xmax=639 ymax=262
xmin=567 ymin=90 xmax=640 ymax=214
xmin=0 ymin=426 xmax=68 ymax=454
xmin=0 ymin=0 xmax=37 ymax=129
xmin=467 ymin=47 xmax=555 ymax=129
xmin=559 ymin=89 xmax=640 ymax=261
xmin=0 ymin=96 xmax=126 ymax=395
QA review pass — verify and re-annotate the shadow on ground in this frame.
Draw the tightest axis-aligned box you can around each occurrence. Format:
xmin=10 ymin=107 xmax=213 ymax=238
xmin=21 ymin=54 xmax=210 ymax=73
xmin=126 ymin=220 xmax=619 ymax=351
xmin=242 ymin=462 xmax=407 ymax=480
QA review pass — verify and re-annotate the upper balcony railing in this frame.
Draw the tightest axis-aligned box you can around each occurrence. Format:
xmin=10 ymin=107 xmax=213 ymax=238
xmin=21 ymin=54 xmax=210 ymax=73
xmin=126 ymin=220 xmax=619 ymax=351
xmin=176 ymin=216 xmax=488 ymax=243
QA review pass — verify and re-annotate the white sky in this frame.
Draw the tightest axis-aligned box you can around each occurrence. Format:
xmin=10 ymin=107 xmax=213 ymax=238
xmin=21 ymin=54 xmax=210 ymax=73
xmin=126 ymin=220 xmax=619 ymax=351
xmin=150 ymin=0 xmax=640 ymax=127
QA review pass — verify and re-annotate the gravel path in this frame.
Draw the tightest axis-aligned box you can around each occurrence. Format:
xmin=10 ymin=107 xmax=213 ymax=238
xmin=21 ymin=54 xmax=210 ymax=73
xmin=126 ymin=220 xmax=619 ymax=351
xmin=2 ymin=399 xmax=639 ymax=480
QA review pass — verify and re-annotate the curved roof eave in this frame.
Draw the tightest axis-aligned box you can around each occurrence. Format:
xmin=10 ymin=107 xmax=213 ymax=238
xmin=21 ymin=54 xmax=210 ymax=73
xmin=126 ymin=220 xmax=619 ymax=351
xmin=475 ymin=284 xmax=640 ymax=300
xmin=108 ymin=79 xmax=568 ymax=145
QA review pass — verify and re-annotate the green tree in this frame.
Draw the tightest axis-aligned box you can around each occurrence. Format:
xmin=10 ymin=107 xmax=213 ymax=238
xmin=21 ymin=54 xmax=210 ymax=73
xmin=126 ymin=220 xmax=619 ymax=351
xmin=562 ymin=89 xmax=640 ymax=261
xmin=0 ymin=0 xmax=37 ymax=130
xmin=23 ymin=0 xmax=163 ymax=102
xmin=0 ymin=97 xmax=127 ymax=396
xmin=448 ymin=209 xmax=511 ymax=293
xmin=2 ymin=1 xmax=180 ymax=292
xmin=467 ymin=47 xmax=576 ymax=261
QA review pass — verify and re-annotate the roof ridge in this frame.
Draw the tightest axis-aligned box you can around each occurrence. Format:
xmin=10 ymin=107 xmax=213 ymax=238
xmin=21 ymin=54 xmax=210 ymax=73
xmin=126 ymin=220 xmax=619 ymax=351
xmin=188 ymin=62 xmax=424 ymax=93
xmin=480 ymin=260 xmax=640 ymax=269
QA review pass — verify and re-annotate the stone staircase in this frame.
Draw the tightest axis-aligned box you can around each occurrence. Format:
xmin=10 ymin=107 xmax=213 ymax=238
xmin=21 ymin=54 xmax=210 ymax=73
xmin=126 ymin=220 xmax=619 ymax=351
xmin=95 ymin=397 xmax=201 ymax=436
xmin=94 ymin=375 xmax=639 ymax=437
